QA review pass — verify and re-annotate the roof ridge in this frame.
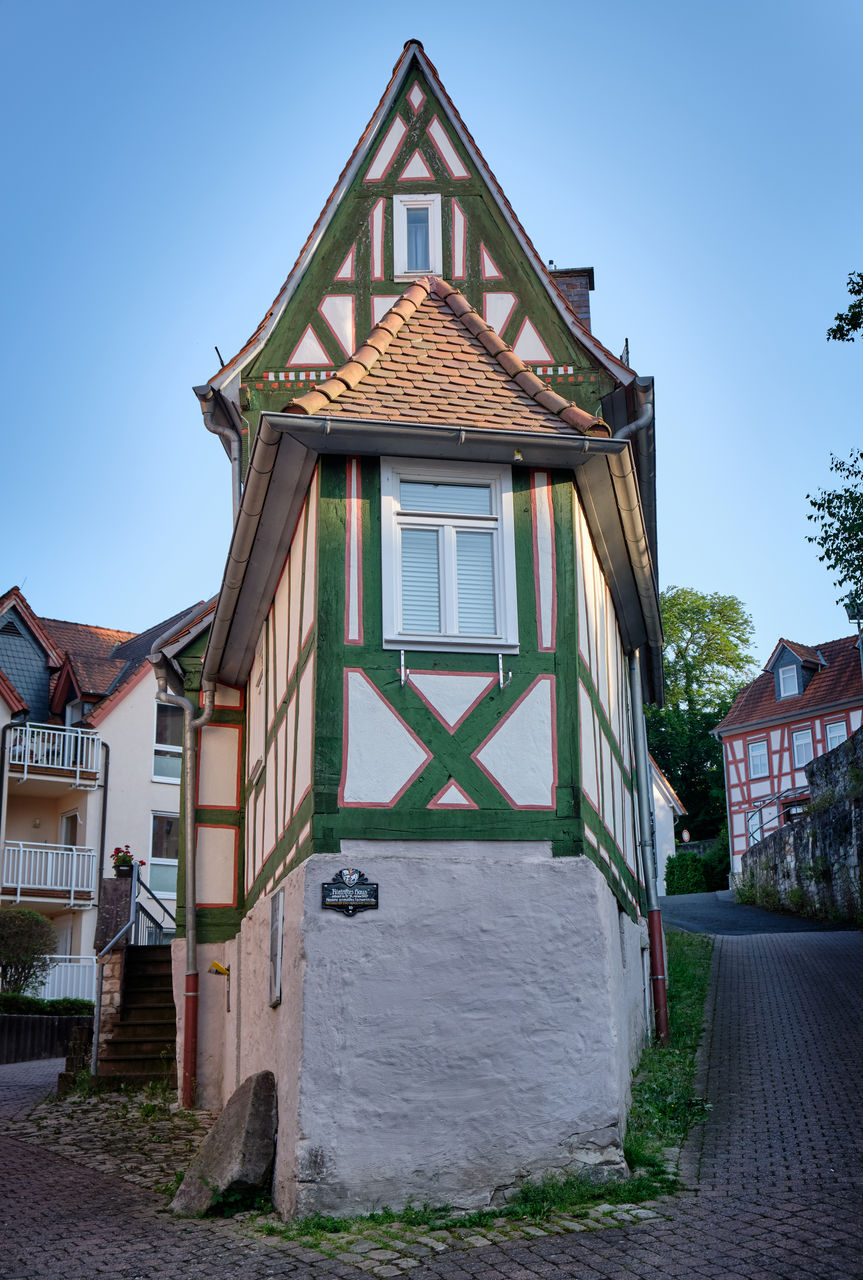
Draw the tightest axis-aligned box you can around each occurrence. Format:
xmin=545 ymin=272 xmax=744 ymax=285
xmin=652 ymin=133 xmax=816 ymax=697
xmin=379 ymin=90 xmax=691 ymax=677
xmin=285 ymin=278 xmax=610 ymax=436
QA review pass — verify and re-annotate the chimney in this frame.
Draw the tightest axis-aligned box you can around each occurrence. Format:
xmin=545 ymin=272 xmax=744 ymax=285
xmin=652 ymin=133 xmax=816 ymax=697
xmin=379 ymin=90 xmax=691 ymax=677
xmin=549 ymin=267 xmax=595 ymax=332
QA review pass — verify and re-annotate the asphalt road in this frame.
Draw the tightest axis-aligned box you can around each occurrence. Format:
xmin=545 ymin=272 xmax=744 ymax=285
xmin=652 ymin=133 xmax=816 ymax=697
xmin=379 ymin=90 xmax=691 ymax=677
xmin=659 ymin=887 xmax=858 ymax=934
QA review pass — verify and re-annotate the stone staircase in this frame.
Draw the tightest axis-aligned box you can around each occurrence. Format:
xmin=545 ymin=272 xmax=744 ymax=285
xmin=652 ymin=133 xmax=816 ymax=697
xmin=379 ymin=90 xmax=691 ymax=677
xmin=97 ymin=945 xmax=177 ymax=1089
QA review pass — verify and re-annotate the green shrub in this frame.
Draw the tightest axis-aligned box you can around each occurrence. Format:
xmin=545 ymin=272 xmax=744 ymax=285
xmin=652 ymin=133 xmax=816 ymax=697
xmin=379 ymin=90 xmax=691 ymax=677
xmin=702 ymin=829 xmax=731 ymax=891
xmin=665 ymin=847 xmax=707 ymax=895
xmin=0 ymin=992 xmax=94 ymax=1016
xmin=0 ymin=909 xmax=58 ymax=993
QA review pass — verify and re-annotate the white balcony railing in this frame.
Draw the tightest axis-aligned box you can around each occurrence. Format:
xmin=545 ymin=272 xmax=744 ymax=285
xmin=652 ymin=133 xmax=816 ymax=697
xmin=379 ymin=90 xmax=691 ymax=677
xmin=7 ymin=723 xmax=102 ymax=785
xmin=1 ymin=842 xmax=98 ymax=907
xmin=34 ymin=955 xmax=98 ymax=1001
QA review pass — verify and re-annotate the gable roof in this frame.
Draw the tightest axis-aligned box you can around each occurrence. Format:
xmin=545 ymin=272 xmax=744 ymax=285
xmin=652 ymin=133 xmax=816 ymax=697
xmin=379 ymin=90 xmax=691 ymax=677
xmin=715 ymin=636 xmax=863 ymax=736
xmin=285 ymin=277 xmax=607 ymax=434
xmin=764 ymin=638 xmax=825 ymax=671
xmin=206 ymin=41 xmax=633 ymax=397
xmin=0 ymin=667 xmax=27 ymax=716
xmin=0 ymin=587 xmax=63 ymax=668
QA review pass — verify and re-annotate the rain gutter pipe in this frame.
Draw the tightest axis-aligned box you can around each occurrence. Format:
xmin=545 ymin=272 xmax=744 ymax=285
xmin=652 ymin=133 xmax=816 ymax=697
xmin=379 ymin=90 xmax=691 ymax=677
xmin=195 ymin=384 xmax=244 ymax=522
xmin=628 ymin=649 xmax=669 ymax=1045
xmin=148 ymin=628 xmax=215 ymax=1109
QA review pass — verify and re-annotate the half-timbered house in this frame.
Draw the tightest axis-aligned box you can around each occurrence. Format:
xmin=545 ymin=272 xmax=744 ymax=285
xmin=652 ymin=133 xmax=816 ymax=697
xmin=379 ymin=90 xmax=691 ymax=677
xmin=158 ymin=41 xmax=665 ymax=1217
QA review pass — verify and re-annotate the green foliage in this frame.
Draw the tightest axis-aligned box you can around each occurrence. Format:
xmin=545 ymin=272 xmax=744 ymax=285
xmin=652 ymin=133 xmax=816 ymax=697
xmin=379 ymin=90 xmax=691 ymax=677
xmin=702 ymin=828 xmax=731 ymax=891
xmin=806 ymin=450 xmax=863 ymax=606
xmin=827 ymin=270 xmax=863 ymax=342
xmin=0 ymin=993 xmax=94 ymax=1015
xmin=665 ymin=847 xmax=707 ymax=895
xmin=0 ymin=909 xmax=59 ymax=994
xmin=646 ymin=586 xmax=755 ymax=838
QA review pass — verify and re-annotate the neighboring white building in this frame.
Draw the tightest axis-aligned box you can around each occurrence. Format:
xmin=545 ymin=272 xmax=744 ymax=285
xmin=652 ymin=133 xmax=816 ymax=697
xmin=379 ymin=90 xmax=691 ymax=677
xmin=650 ymin=757 xmax=686 ymax=897
xmin=0 ymin=587 xmax=207 ymax=996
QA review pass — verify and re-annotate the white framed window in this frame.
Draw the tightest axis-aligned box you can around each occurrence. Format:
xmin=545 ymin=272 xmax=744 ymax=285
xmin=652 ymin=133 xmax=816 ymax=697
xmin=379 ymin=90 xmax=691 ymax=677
xmin=747 ymin=739 xmax=769 ymax=779
xmin=792 ymin=728 xmax=814 ymax=768
xmin=393 ymin=193 xmax=442 ymax=277
xmin=747 ymin=808 xmax=763 ymax=844
xmin=778 ymin=664 xmax=798 ymax=697
xmin=381 ymin=457 xmax=518 ymax=652
xmin=826 ymin=720 xmax=847 ymax=752
xmin=153 ymin=704 xmax=183 ymax=782
xmin=248 ymin=633 xmax=265 ymax=781
xmin=148 ymin=812 xmax=179 ymax=899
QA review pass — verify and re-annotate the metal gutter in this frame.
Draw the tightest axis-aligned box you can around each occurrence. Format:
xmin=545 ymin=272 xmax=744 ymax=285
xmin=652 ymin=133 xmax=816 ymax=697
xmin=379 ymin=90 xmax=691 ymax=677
xmin=194 ymin=385 xmax=244 ymax=521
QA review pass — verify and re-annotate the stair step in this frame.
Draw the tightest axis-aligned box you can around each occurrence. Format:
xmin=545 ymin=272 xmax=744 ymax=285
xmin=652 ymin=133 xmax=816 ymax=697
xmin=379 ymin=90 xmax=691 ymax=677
xmin=98 ymin=1052 xmax=176 ymax=1073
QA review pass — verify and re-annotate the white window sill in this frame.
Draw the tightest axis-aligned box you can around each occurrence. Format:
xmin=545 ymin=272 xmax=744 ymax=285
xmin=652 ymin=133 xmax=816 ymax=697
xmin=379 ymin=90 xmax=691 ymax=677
xmin=152 ymin=776 xmax=181 ymax=786
xmin=383 ymin=636 xmax=519 ymax=654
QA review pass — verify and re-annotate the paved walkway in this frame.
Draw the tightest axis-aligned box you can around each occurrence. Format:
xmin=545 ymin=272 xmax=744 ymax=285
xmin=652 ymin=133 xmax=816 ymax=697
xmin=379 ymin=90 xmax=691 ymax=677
xmin=2 ymin=925 xmax=862 ymax=1278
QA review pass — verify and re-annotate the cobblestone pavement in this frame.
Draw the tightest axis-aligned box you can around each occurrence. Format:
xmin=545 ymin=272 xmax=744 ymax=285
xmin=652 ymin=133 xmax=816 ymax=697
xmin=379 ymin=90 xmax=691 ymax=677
xmin=2 ymin=928 xmax=862 ymax=1278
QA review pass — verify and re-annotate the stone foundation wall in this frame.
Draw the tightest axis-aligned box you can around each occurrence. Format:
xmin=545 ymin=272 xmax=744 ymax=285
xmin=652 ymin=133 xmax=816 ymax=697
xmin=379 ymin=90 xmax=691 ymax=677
xmin=741 ymin=726 xmax=863 ymax=920
xmin=97 ymin=950 xmax=125 ymax=1056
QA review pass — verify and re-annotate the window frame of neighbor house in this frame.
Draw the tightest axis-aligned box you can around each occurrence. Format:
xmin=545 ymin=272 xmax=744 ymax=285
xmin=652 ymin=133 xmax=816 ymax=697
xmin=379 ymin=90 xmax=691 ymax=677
xmin=825 ymin=720 xmax=848 ymax=752
xmin=747 ymin=738 xmax=769 ymax=779
xmin=380 ymin=457 xmax=518 ymax=653
xmin=778 ymin=664 xmax=799 ymax=697
xmin=393 ymin=193 xmax=442 ymax=278
xmin=148 ymin=811 xmax=179 ymax=901
xmin=792 ymin=727 xmax=814 ymax=769
xmin=153 ymin=704 xmax=183 ymax=783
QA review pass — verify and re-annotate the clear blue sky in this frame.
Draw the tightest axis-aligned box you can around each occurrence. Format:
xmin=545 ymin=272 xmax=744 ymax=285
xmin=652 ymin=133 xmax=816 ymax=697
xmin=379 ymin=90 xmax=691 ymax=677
xmin=2 ymin=0 xmax=861 ymax=667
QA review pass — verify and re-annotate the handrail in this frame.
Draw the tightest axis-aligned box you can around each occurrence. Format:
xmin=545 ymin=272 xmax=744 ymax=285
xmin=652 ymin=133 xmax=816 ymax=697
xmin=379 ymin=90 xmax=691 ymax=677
xmin=747 ymin=784 xmax=810 ymax=845
xmin=136 ymin=873 xmax=177 ymax=929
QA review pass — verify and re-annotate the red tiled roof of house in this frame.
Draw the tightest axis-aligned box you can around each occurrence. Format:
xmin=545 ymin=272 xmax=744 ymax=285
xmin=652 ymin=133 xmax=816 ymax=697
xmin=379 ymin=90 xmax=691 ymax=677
xmin=209 ymin=42 xmax=630 ymax=389
xmin=0 ymin=667 xmax=26 ymax=715
xmin=715 ymin=636 xmax=863 ymax=735
xmin=40 ymin=617 xmax=136 ymax=661
xmin=285 ymin=277 xmax=609 ymax=435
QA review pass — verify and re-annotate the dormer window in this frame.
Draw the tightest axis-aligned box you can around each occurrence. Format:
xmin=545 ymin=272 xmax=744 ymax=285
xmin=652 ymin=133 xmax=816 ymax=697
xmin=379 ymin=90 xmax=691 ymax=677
xmin=778 ymin=664 xmax=798 ymax=697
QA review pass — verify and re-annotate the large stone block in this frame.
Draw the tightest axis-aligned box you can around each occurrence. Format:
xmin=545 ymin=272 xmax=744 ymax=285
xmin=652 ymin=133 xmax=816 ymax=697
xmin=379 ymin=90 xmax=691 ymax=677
xmin=170 ymin=1071 xmax=277 ymax=1216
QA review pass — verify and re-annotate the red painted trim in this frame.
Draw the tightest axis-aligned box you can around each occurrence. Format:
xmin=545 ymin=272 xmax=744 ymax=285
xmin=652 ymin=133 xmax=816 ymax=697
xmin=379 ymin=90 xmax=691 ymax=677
xmin=479 ymin=242 xmax=503 ymax=279
xmin=200 ymin=684 xmax=245 ymax=711
xmin=335 ymin=244 xmax=356 ymax=282
xmin=407 ymin=670 xmax=496 ymax=734
xmin=292 ymin=656 xmax=315 ymax=814
xmin=471 ymin=675 xmax=558 ymax=810
xmin=195 ymin=723 xmax=242 ymax=812
xmin=397 ymin=148 xmax=435 ymax=182
xmin=338 ymin=668 xmax=433 ymax=808
xmin=512 ymin=315 xmax=553 ymax=363
xmin=194 ymin=823 xmax=239 ymax=908
xmin=344 ymin=458 xmax=364 ymax=645
xmin=407 ymin=79 xmax=426 ymax=114
xmin=370 ymin=198 xmax=386 ymax=281
xmin=286 ymin=323 xmax=331 ymax=367
xmin=425 ymin=115 xmax=469 ymax=179
xmin=482 ymin=291 xmax=517 ymax=334
xmin=530 ymin=470 xmax=557 ymax=653
xmin=363 ymin=113 xmax=408 ymax=182
xmin=450 ymin=198 xmax=467 ymax=280
xmin=427 ymin=779 xmax=478 ymax=810
xmin=317 ymin=293 xmax=356 ymax=360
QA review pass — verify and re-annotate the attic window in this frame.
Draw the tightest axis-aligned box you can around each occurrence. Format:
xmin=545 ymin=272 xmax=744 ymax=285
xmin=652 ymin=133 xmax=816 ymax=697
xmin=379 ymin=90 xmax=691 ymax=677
xmin=393 ymin=193 xmax=441 ymax=277
xmin=778 ymin=664 xmax=798 ymax=697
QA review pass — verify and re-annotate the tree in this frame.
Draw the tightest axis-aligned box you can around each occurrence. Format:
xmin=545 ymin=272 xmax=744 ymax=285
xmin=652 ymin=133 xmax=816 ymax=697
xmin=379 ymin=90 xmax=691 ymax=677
xmin=645 ymin=587 xmax=755 ymax=840
xmin=0 ymin=909 xmax=57 ymax=994
xmin=807 ymin=450 xmax=863 ymax=608
xmin=827 ymin=271 xmax=863 ymax=342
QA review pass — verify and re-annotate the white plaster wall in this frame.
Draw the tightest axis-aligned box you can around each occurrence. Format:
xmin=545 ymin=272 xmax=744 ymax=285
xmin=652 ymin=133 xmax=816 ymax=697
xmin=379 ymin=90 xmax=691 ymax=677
xmin=99 ymin=669 xmax=180 ymax=878
xmin=288 ymin=842 xmax=646 ymax=1215
xmin=652 ymin=779 xmax=677 ymax=897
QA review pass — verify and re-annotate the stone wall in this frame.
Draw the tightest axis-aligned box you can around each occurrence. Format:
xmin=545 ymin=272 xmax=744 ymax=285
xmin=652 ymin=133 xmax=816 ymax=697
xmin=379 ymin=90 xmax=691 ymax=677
xmin=741 ymin=726 xmax=863 ymax=920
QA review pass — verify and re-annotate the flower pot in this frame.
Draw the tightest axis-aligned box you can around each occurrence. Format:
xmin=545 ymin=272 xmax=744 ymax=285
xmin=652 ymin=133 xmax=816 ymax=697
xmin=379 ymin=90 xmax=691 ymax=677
xmin=115 ymin=865 xmax=133 ymax=878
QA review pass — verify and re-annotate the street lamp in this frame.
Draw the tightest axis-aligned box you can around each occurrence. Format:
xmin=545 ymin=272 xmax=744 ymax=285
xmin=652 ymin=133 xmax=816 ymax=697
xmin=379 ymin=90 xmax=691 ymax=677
xmin=844 ymin=594 xmax=863 ymax=686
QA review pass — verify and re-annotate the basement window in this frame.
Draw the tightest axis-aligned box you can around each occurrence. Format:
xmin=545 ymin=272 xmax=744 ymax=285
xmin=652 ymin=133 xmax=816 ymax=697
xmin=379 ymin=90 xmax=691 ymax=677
xmin=393 ymin=194 xmax=442 ymax=277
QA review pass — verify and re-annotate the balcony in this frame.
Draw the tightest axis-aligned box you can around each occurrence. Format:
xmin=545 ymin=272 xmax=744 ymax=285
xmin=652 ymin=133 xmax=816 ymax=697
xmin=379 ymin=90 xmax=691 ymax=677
xmin=7 ymin=723 xmax=102 ymax=788
xmin=35 ymin=955 xmax=98 ymax=1001
xmin=1 ymin=842 xmax=98 ymax=909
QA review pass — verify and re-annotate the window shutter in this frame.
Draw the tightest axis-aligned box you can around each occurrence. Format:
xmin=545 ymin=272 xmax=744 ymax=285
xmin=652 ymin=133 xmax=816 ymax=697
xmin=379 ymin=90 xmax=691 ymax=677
xmin=401 ymin=528 xmax=441 ymax=632
xmin=456 ymin=531 xmax=496 ymax=635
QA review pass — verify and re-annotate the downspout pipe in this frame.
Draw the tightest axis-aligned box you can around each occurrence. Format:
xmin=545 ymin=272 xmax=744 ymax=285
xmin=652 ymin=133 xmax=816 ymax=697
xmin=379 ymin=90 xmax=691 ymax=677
xmin=148 ymin=639 xmax=215 ymax=1108
xmin=195 ymin=384 xmax=244 ymax=522
xmin=628 ymin=648 xmax=669 ymax=1046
